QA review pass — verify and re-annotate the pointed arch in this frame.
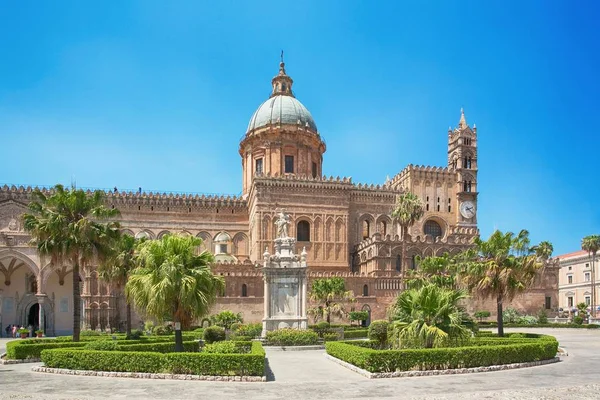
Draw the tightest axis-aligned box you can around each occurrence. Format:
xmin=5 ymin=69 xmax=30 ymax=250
xmin=314 ymin=216 xmax=322 ymax=242
xmin=335 ymin=218 xmax=344 ymax=242
xmin=233 ymin=232 xmax=249 ymax=256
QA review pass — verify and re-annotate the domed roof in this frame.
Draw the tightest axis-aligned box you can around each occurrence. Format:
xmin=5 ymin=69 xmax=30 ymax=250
xmin=247 ymin=95 xmax=318 ymax=133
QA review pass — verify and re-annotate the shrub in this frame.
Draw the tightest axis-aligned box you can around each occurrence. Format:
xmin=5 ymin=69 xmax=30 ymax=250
xmin=349 ymin=311 xmax=369 ymax=323
xmin=234 ymin=323 xmax=262 ymax=338
xmin=574 ymin=316 xmax=584 ymax=325
xmin=84 ymin=340 xmax=119 ymax=351
xmin=537 ymin=310 xmax=548 ymax=324
xmin=80 ymin=330 xmax=105 ymax=337
xmin=144 ymin=320 xmax=155 ymax=334
xmin=153 ymin=325 xmax=173 ymax=336
xmin=474 ymin=311 xmax=491 ymax=322
xmin=230 ymin=322 xmax=241 ymax=332
xmin=126 ymin=329 xmax=144 ymax=340
xmin=210 ymin=310 xmax=243 ymax=329
xmin=231 ymin=335 xmax=252 ymax=342
xmin=503 ymin=308 xmax=521 ymax=323
xmin=41 ymin=341 xmax=266 ymax=376
xmin=313 ymin=321 xmax=331 ymax=337
xmin=325 ymin=336 xmax=559 ymax=373
xmin=368 ymin=320 xmax=389 ymax=346
xmin=517 ymin=315 xmax=538 ymax=325
xmin=204 ymin=341 xmax=251 ymax=354
xmin=323 ymin=333 xmax=339 ymax=342
xmin=266 ymin=328 xmax=319 ymax=346
xmin=203 ymin=326 xmax=226 ymax=344
xmin=343 ymin=329 xmax=368 ymax=339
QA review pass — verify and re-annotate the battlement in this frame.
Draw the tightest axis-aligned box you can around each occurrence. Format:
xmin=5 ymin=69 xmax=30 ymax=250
xmin=388 ymin=164 xmax=454 ymax=188
xmin=0 ymin=185 xmax=247 ymax=209
xmin=354 ymin=228 xmax=479 ymax=252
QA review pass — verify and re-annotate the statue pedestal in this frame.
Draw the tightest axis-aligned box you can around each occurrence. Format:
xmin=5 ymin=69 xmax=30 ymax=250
xmin=262 ymin=237 xmax=308 ymax=336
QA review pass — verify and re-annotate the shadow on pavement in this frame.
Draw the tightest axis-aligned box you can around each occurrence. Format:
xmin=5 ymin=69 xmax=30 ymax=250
xmin=264 ymin=357 xmax=275 ymax=382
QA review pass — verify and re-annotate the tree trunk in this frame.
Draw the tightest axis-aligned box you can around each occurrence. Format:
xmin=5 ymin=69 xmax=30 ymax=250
xmin=126 ymin=302 xmax=132 ymax=337
xmin=174 ymin=315 xmax=183 ymax=352
xmin=401 ymin=226 xmax=407 ymax=274
xmin=72 ymin=261 xmax=81 ymax=342
xmin=326 ymin=301 xmax=331 ymax=324
xmin=497 ymin=295 xmax=504 ymax=337
xmin=592 ymin=254 xmax=596 ymax=318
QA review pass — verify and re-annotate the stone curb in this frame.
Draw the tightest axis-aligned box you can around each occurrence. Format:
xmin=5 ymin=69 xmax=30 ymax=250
xmin=265 ymin=345 xmax=324 ymax=351
xmin=325 ymin=354 xmax=561 ymax=379
xmin=0 ymin=353 xmax=41 ymax=365
xmin=32 ymin=366 xmax=266 ymax=382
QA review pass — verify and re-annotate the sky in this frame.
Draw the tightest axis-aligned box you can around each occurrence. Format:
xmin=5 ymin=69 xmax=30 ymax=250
xmin=1 ymin=0 xmax=599 ymax=256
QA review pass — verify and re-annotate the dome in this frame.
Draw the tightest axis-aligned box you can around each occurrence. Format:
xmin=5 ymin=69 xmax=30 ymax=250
xmin=247 ymin=95 xmax=318 ymax=133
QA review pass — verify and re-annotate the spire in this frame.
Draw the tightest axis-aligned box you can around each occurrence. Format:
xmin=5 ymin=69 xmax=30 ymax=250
xmin=271 ymin=51 xmax=294 ymax=98
xmin=458 ymin=108 xmax=468 ymax=129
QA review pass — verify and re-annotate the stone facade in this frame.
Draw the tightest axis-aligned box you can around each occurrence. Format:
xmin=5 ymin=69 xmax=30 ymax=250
xmin=557 ymin=249 xmax=599 ymax=313
xmin=0 ymin=60 xmax=559 ymax=334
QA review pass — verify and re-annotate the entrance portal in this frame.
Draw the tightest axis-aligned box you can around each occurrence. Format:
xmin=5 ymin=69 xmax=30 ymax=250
xmin=27 ymin=303 xmax=39 ymax=330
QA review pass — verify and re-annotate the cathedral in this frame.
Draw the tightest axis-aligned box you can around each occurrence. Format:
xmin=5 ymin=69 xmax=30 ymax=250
xmin=0 ymin=60 xmax=558 ymax=335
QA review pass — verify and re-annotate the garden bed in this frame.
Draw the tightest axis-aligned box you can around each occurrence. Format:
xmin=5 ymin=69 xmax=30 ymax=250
xmin=38 ymin=341 xmax=265 ymax=377
xmin=325 ymin=335 xmax=559 ymax=374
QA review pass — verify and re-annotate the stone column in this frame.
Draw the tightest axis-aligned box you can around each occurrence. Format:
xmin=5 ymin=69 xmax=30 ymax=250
xmin=301 ymin=275 xmax=307 ymax=318
xmin=36 ymin=294 xmax=47 ymax=335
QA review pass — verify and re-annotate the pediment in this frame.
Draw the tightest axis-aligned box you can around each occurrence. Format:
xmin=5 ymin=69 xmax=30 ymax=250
xmin=0 ymin=200 xmax=29 ymax=232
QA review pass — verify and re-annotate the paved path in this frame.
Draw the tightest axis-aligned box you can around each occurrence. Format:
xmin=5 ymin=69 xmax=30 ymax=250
xmin=0 ymin=329 xmax=599 ymax=399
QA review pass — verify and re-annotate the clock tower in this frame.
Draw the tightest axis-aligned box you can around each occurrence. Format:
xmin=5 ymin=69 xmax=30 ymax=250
xmin=448 ymin=109 xmax=478 ymax=226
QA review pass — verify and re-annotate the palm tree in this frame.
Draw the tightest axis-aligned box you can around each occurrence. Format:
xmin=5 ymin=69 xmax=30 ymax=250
xmin=404 ymin=254 xmax=458 ymax=290
xmin=459 ymin=230 xmax=545 ymax=337
xmin=308 ymin=277 xmax=355 ymax=323
xmin=22 ymin=185 xmax=120 ymax=341
xmin=581 ymin=235 xmax=600 ymax=317
xmin=126 ymin=234 xmax=224 ymax=351
xmin=98 ymin=233 xmax=140 ymax=337
xmin=391 ymin=192 xmax=424 ymax=272
xmin=389 ymin=283 xmax=471 ymax=349
xmin=532 ymin=241 xmax=554 ymax=261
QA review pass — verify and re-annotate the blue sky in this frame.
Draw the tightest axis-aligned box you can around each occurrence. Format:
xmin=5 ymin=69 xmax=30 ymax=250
xmin=1 ymin=1 xmax=598 ymax=255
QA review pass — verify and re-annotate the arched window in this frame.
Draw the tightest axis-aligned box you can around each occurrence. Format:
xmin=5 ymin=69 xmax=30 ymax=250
xmin=297 ymin=221 xmax=310 ymax=241
xmin=424 ymin=220 xmax=443 ymax=239
xmin=363 ymin=285 xmax=369 ymax=297
xmin=395 ymin=255 xmax=401 ymax=272
xmin=467 ymin=181 xmax=472 ymax=192
xmin=381 ymin=221 xmax=387 ymax=236
xmin=411 ymin=255 xmax=417 ymax=270
xmin=362 ymin=220 xmax=370 ymax=240
xmin=241 ymin=284 xmax=248 ymax=297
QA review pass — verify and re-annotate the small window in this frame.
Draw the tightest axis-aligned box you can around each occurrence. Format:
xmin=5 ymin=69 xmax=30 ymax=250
xmin=585 ymin=296 xmax=591 ymax=306
xmin=255 ymin=158 xmax=263 ymax=174
xmin=568 ymin=266 xmax=572 ymax=271
xmin=395 ymin=255 xmax=401 ymax=272
xmin=363 ymin=285 xmax=369 ymax=297
xmin=362 ymin=220 xmax=370 ymax=240
xmin=297 ymin=221 xmax=310 ymax=242
xmin=568 ymin=296 xmax=574 ymax=308
xmin=285 ymin=155 xmax=294 ymax=173
xmin=437 ymin=205 xmax=440 ymax=212
xmin=241 ymin=284 xmax=248 ymax=297
xmin=545 ymin=296 xmax=551 ymax=310
xmin=219 ymin=244 xmax=228 ymax=254
xmin=568 ymin=275 xmax=573 ymax=284
xmin=586 ymin=263 xmax=590 ymax=269
xmin=312 ymin=162 xmax=317 ymax=178
xmin=411 ymin=255 xmax=417 ymax=270
xmin=585 ymin=272 xmax=591 ymax=282
xmin=426 ymin=204 xmax=429 ymax=211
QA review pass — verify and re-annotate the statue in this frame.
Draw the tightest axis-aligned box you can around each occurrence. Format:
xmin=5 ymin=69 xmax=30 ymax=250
xmin=274 ymin=211 xmax=291 ymax=239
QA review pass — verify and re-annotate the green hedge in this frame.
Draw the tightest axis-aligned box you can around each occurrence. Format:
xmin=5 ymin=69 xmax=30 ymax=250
xmin=6 ymin=340 xmax=87 ymax=360
xmin=40 ymin=341 xmax=265 ymax=376
xmin=265 ymin=328 xmax=319 ymax=346
xmin=117 ymin=341 xmax=199 ymax=353
xmin=478 ymin=322 xmax=600 ymax=329
xmin=325 ymin=337 xmax=558 ymax=373
xmin=343 ymin=329 xmax=368 ymax=339
xmin=6 ymin=335 xmax=203 ymax=359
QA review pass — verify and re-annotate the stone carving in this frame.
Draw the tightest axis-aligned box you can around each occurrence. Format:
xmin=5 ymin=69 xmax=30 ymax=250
xmin=0 ymin=202 xmax=27 ymax=232
xmin=274 ymin=211 xmax=290 ymax=239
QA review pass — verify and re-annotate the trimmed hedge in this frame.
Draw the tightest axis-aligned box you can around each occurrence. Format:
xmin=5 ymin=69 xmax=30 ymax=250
xmin=40 ymin=341 xmax=265 ymax=376
xmin=203 ymin=341 xmax=251 ymax=354
xmin=265 ymin=328 xmax=319 ymax=346
xmin=478 ymin=322 xmax=600 ymax=329
xmin=325 ymin=336 xmax=558 ymax=373
xmin=343 ymin=329 xmax=368 ymax=339
xmin=117 ymin=341 xmax=199 ymax=353
xmin=6 ymin=335 xmax=202 ymax=359
xmin=6 ymin=340 xmax=88 ymax=360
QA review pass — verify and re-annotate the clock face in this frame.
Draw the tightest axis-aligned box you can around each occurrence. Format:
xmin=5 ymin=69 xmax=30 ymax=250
xmin=460 ymin=201 xmax=476 ymax=219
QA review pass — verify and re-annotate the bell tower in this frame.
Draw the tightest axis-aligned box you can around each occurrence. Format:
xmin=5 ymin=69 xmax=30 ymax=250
xmin=448 ymin=108 xmax=478 ymax=225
